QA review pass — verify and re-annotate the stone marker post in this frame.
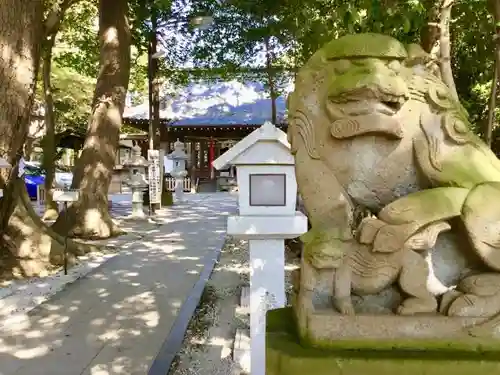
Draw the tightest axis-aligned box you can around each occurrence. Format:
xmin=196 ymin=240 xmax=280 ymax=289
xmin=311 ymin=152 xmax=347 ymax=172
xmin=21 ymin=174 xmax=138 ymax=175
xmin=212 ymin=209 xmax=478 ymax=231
xmin=212 ymin=121 xmax=308 ymax=374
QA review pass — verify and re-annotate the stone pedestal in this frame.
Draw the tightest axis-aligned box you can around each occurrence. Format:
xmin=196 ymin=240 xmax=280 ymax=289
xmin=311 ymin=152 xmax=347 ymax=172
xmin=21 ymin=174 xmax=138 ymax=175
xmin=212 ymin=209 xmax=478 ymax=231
xmin=123 ymin=144 xmax=150 ymax=220
xmin=266 ymin=307 xmax=500 ymax=375
xmin=131 ymin=187 xmax=147 ymax=219
xmin=227 ymin=213 xmax=308 ymax=375
xmin=172 ymin=170 xmax=187 ymax=202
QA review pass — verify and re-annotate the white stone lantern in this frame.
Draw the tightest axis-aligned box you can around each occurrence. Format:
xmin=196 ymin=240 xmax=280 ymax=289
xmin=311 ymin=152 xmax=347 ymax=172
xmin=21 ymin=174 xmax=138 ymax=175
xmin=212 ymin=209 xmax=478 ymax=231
xmin=167 ymin=139 xmax=188 ymax=202
xmin=0 ymin=157 xmax=11 ymax=198
xmin=212 ymin=121 xmax=308 ymax=375
xmin=122 ymin=144 xmax=150 ymax=219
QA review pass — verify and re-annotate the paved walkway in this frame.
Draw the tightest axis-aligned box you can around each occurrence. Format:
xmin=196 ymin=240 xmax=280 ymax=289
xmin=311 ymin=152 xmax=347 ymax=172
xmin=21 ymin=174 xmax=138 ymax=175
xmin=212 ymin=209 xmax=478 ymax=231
xmin=31 ymin=193 xmax=137 ymax=218
xmin=1 ymin=193 xmax=237 ymax=375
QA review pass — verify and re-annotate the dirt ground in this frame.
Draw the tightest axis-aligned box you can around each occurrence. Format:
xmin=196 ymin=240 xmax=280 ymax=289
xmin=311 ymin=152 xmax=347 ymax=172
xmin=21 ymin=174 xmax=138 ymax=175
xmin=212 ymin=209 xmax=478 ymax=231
xmin=168 ymin=236 xmax=301 ymax=375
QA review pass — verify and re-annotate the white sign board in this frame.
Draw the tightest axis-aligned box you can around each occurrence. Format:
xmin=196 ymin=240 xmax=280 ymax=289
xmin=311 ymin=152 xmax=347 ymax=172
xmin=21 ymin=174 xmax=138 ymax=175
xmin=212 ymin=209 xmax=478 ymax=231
xmin=18 ymin=157 xmax=25 ymax=177
xmin=164 ymin=156 xmax=173 ymax=173
xmin=148 ymin=149 xmax=161 ymax=204
xmin=52 ymin=189 xmax=80 ymax=202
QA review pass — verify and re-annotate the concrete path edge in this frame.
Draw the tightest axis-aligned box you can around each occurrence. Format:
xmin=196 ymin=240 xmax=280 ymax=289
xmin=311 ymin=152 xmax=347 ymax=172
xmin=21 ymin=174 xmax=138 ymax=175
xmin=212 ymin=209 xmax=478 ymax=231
xmin=148 ymin=234 xmax=226 ymax=375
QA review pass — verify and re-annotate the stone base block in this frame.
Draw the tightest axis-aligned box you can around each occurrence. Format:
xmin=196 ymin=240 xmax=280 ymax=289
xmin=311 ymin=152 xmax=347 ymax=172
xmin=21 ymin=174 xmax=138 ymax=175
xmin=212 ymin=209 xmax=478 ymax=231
xmin=267 ymin=307 xmax=500 ymax=375
xmin=233 ymin=328 xmax=250 ymax=373
xmin=306 ymin=309 xmax=488 ymax=342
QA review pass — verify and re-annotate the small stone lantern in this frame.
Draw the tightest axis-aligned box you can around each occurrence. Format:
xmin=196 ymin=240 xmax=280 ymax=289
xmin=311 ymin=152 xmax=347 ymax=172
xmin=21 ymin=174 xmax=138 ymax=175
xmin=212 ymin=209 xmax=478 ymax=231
xmin=0 ymin=157 xmax=11 ymax=198
xmin=167 ymin=139 xmax=188 ymax=202
xmin=212 ymin=121 xmax=308 ymax=375
xmin=122 ymin=144 xmax=150 ymax=219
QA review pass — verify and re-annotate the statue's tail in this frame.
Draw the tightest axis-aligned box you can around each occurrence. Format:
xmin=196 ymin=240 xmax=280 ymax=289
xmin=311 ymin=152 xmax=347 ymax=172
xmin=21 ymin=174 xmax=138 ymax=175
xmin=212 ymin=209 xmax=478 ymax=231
xmin=462 ymin=181 xmax=500 ymax=271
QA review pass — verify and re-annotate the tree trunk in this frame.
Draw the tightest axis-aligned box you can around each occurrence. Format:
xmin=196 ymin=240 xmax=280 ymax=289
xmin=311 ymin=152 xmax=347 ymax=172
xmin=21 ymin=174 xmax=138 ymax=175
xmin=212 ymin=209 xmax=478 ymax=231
xmin=485 ymin=66 xmax=498 ymax=148
xmin=52 ymin=0 xmax=131 ymax=239
xmin=42 ymin=35 xmax=59 ymax=220
xmin=438 ymin=0 xmax=459 ymax=100
xmin=420 ymin=0 xmax=441 ymax=54
xmin=24 ymin=137 xmax=35 ymax=161
xmin=0 ymin=0 xmax=44 ymax=237
xmin=0 ymin=0 xmax=90 ymax=278
xmin=490 ymin=0 xmax=500 ymax=91
xmin=264 ymin=36 xmax=277 ymax=124
xmin=41 ymin=0 xmax=77 ymax=221
xmin=485 ymin=0 xmax=500 ymax=149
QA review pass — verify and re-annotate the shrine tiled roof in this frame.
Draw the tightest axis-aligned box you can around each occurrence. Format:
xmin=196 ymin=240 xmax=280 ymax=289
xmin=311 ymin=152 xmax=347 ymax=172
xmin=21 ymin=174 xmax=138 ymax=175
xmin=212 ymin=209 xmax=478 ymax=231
xmin=123 ymin=80 xmax=293 ymax=126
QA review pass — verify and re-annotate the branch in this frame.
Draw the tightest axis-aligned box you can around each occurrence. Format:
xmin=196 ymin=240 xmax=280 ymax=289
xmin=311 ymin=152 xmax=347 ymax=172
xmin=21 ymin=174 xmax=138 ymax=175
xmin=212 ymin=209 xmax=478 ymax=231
xmin=438 ymin=0 xmax=459 ymax=100
xmin=44 ymin=0 xmax=81 ymax=37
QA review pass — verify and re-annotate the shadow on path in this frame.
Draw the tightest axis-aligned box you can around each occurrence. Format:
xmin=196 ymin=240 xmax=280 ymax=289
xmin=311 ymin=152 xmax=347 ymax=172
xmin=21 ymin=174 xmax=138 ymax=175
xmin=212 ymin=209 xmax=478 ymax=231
xmin=0 ymin=193 xmax=236 ymax=375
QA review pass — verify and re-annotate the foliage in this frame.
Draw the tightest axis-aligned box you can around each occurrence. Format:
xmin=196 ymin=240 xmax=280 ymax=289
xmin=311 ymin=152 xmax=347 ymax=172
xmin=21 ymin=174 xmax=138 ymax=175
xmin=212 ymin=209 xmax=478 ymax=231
xmin=47 ymin=0 xmax=162 ymax=130
xmin=33 ymin=0 xmax=500 ymax=140
xmin=451 ymin=0 xmax=495 ymax=127
xmin=182 ymin=0 xmax=498 ymax=135
xmin=54 ymin=0 xmax=99 ymax=77
xmin=50 ymin=62 xmax=94 ymax=132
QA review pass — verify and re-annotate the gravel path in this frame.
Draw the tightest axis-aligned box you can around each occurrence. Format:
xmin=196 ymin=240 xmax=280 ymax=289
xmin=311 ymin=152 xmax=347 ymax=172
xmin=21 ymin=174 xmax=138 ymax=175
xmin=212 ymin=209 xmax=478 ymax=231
xmin=168 ymin=236 xmax=301 ymax=375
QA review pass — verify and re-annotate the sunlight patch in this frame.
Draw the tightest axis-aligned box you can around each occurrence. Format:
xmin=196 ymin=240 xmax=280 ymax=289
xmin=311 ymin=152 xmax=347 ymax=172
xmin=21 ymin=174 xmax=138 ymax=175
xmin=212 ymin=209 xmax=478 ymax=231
xmin=140 ymin=311 xmax=159 ymax=327
xmin=14 ymin=345 xmax=51 ymax=359
xmin=104 ymin=26 xmax=118 ymax=44
xmin=83 ymin=208 xmax=109 ymax=236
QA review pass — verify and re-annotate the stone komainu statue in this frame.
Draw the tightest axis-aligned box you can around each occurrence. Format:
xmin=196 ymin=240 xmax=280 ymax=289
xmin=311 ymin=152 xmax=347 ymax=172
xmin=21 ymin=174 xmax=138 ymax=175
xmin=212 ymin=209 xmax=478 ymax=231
xmin=288 ymin=33 xmax=500 ymax=324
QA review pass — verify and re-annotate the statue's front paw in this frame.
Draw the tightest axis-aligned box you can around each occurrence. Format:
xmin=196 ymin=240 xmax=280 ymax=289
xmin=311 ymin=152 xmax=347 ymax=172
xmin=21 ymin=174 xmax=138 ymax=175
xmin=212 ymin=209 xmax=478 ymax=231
xmin=439 ymin=289 xmax=462 ymax=315
xmin=448 ymin=294 xmax=500 ymax=318
xmin=357 ymin=217 xmax=385 ymax=244
xmin=397 ymin=297 xmax=438 ymax=315
xmin=373 ymin=223 xmax=417 ymax=253
xmin=333 ymin=297 xmax=356 ymax=315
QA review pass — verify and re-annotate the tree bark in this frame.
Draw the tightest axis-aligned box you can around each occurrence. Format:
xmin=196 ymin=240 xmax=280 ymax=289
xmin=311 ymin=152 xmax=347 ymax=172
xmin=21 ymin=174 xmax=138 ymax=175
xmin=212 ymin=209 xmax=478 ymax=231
xmin=0 ymin=0 xmax=90 ymax=278
xmin=42 ymin=35 xmax=59 ymax=220
xmin=485 ymin=0 xmax=500 ymax=149
xmin=438 ymin=0 xmax=459 ymax=100
xmin=0 ymin=0 xmax=43 ymax=228
xmin=264 ymin=36 xmax=277 ymax=124
xmin=486 ymin=66 xmax=498 ymax=148
xmin=420 ymin=0 xmax=441 ymax=54
xmin=42 ymin=0 xmax=78 ymax=221
xmin=52 ymin=0 xmax=131 ymax=239
xmin=490 ymin=0 xmax=500 ymax=90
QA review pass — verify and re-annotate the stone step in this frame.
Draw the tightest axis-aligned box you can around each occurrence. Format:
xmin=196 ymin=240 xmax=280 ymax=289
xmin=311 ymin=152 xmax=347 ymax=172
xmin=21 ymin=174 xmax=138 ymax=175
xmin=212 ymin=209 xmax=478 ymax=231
xmin=233 ymin=328 xmax=250 ymax=374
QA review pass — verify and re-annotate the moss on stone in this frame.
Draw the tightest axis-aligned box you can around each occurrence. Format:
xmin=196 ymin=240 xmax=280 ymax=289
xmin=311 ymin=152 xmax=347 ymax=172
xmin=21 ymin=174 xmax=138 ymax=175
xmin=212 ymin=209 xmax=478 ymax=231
xmin=321 ymin=33 xmax=408 ymax=61
xmin=267 ymin=308 xmax=500 ymax=375
xmin=300 ymin=227 xmax=351 ymax=268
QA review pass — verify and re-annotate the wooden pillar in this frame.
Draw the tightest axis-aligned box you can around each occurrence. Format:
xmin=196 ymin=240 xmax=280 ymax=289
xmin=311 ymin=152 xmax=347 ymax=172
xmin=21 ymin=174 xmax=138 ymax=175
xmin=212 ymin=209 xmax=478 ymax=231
xmin=209 ymin=137 xmax=215 ymax=180
xmin=190 ymin=140 xmax=197 ymax=191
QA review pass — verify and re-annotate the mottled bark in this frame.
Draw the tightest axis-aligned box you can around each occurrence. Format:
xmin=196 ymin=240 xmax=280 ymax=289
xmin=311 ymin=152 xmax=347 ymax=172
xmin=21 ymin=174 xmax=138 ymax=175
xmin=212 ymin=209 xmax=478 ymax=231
xmin=42 ymin=35 xmax=59 ymax=220
xmin=485 ymin=66 xmax=498 ymax=147
xmin=438 ymin=0 xmax=458 ymax=100
xmin=264 ymin=36 xmax=277 ymax=124
xmin=420 ymin=0 xmax=441 ymax=54
xmin=42 ymin=0 xmax=78 ymax=221
xmin=0 ymin=0 xmax=43 ymax=230
xmin=485 ymin=0 xmax=500 ymax=148
xmin=52 ymin=0 xmax=131 ymax=239
xmin=0 ymin=0 xmax=89 ymax=277
xmin=491 ymin=0 xmax=500 ymax=77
